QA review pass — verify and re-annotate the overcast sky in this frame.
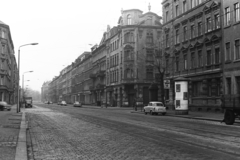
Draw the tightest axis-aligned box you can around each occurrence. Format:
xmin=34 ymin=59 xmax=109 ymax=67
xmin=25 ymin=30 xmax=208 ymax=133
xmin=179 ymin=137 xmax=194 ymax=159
xmin=1 ymin=0 xmax=162 ymax=92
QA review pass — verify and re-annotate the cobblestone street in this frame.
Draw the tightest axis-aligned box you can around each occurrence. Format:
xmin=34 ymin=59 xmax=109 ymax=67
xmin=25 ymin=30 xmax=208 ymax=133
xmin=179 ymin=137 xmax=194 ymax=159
xmin=25 ymin=104 xmax=240 ymax=160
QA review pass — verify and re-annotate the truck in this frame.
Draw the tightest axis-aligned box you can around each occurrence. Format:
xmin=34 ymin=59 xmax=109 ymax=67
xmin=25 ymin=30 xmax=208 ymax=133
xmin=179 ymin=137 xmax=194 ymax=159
xmin=222 ymin=94 xmax=240 ymax=125
xmin=24 ymin=97 xmax=33 ymax=108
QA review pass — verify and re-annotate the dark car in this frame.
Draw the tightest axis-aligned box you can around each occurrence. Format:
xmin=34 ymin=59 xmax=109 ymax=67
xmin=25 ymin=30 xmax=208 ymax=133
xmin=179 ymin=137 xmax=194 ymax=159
xmin=0 ymin=101 xmax=11 ymax=111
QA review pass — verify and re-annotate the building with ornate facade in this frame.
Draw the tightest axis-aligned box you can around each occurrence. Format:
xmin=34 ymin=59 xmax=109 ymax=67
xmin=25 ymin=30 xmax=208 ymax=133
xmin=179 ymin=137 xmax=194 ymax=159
xmin=45 ymin=7 xmax=163 ymax=107
xmin=161 ymin=0 xmax=223 ymax=110
xmin=0 ymin=21 xmax=17 ymax=104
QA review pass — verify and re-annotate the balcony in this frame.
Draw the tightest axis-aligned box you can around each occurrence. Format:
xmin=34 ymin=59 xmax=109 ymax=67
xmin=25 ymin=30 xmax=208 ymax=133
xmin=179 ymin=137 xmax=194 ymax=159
xmin=96 ymin=84 xmax=105 ymax=90
xmin=96 ymin=70 xmax=105 ymax=77
xmin=89 ymin=73 xmax=96 ymax=79
xmin=122 ymin=78 xmax=135 ymax=84
xmin=89 ymin=85 xmax=95 ymax=90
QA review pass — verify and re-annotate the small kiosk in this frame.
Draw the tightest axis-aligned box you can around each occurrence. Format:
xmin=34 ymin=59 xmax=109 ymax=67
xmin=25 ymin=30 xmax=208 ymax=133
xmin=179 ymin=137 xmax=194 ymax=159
xmin=174 ymin=77 xmax=190 ymax=115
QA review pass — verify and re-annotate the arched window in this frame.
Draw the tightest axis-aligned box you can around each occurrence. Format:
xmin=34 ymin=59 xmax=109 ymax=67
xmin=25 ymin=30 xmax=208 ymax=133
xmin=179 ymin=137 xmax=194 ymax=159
xmin=147 ymin=16 xmax=152 ymax=25
xmin=127 ymin=15 xmax=132 ymax=25
xmin=125 ymin=68 xmax=133 ymax=79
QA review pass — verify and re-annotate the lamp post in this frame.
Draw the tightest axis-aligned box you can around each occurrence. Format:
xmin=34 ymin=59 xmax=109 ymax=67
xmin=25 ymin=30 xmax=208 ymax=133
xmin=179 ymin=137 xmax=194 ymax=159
xmin=17 ymin=43 xmax=38 ymax=113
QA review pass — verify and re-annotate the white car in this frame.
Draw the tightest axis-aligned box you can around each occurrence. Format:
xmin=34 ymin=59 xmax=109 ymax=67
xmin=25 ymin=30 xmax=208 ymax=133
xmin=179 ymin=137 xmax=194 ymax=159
xmin=143 ymin=101 xmax=166 ymax=115
xmin=60 ymin=101 xmax=67 ymax=106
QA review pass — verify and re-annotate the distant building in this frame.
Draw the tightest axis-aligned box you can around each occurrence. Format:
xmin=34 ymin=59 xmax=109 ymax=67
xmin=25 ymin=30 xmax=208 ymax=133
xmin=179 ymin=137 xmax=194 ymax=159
xmin=41 ymin=81 xmax=50 ymax=102
xmin=0 ymin=20 xmax=17 ymax=104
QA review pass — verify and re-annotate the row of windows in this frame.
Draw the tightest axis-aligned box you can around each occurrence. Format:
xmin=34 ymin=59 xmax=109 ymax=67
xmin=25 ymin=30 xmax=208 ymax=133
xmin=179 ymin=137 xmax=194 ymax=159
xmin=225 ymin=3 xmax=240 ymax=26
xmin=174 ymin=47 xmax=220 ymax=72
xmin=107 ymin=53 xmax=122 ymax=69
xmin=192 ymin=78 xmax=221 ymax=97
xmin=225 ymin=39 xmax=240 ymax=61
xmin=110 ymin=39 xmax=119 ymax=52
xmin=173 ymin=14 xmax=220 ymax=45
xmin=166 ymin=0 xmax=206 ymax=22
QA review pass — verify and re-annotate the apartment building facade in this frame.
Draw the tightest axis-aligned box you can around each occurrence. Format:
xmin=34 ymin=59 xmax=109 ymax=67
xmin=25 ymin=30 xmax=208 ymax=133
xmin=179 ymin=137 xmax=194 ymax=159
xmin=161 ymin=0 xmax=224 ymax=110
xmin=222 ymin=0 xmax=240 ymax=101
xmin=0 ymin=21 xmax=17 ymax=104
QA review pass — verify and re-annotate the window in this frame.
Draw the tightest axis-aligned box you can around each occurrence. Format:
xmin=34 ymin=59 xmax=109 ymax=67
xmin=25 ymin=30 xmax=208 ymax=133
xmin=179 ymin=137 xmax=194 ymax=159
xmin=196 ymin=0 xmax=202 ymax=5
xmin=125 ymin=68 xmax=133 ymax=79
xmin=146 ymin=32 xmax=153 ymax=44
xmin=207 ymin=50 xmax=212 ymax=65
xmin=166 ymin=59 xmax=169 ymax=73
xmin=120 ymin=68 xmax=122 ymax=80
xmin=198 ymin=22 xmax=202 ymax=36
xmin=146 ymin=67 xmax=153 ymax=79
xmin=124 ymin=49 xmax=133 ymax=61
xmin=166 ymin=11 xmax=169 ymax=22
xmin=146 ymin=50 xmax=154 ymax=61
xmin=206 ymin=17 xmax=212 ymax=32
xmin=191 ymin=0 xmax=195 ymax=8
xmin=214 ymin=14 xmax=220 ymax=29
xmin=117 ymin=69 xmax=119 ymax=82
xmin=175 ymin=5 xmax=179 ymax=17
xmin=198 ymin=50 xmax=202 ymax=67
xmin=184 ymin=54 xmax=187 ymax=70
xmin=175 ymin=57 xmax=179 ymax=72
xmin=1 ymin=45 xmax=5 ymax=54
xmin=120 ymin=51 xmax=122 ymax=64
xmin=235 ymin=39 xmax=240 ymax=60
xmin=225 ymin=42 xmax=231 ymax=61
xmin=166 ymin=34 xmax=169 ymax=47
xmin=175 ymin=29 xmax=180 ymax=44
xmin=124 ymin=32 xmax=134 ymax=43
xmin=127 ymin=15 xmax=132 ymax=25
xmin=0 ymin=76 xmax=3 ymax=85
xmin=117 ymin=53 xmax=119 ymax=65
xmin=225 ymin=7 xmax=231 ymax=26
xmin=0 ymin=60 xmax=3 ymax=69
xmin=215 ymin=48 xmax=220 ymax=64
xmin=147 ymin=16 xmax=152 ymax=25
xmin=236 ymin=76 xmax=240 ymax=94
xmin=1 ymin=31 xmax=5 ymax=38
xmin=193 ymin=81 xmax=202 ymax=97
xmin=191 ymin=52 xmax=195 ymax=68
xmin=226 ymin=78 xmax=231 ymax=95
xmin=234 ymin=3 xmax=240 ymax=22
xmin=190 ymin=25 xmax=195 ymax=39
xmin=183 ymin=26 xmax=187 ymax=41
xmin=183 ymin=0 xmax=187 ymax=12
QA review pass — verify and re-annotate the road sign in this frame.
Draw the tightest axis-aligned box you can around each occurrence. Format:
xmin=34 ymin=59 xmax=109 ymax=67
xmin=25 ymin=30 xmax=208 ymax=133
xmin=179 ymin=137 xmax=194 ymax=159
xmin=164 ymin=80 xmax=170 ymax=89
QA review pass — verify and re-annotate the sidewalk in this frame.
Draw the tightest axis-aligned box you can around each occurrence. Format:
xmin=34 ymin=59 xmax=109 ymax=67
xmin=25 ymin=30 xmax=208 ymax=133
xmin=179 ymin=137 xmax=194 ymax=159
xmin=0 ymin=105 xmax=22 ymax=160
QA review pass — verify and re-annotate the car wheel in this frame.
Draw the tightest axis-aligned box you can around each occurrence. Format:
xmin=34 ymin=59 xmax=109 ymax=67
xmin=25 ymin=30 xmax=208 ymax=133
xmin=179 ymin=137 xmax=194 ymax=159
xmin=150 ymin=110 xmax=153 ymax=115
xmin=144 ymin=110 xmax=147 ymax=115
xmin=162 ymin=112 xmax=166 ymax=115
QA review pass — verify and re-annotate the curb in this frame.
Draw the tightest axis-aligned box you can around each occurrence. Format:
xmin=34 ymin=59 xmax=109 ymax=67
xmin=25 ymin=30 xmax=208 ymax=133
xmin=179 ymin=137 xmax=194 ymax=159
xmin=130 ymin=111 xmax=224 ymax=123
xmin=15 ymin=111 xmax=27 ymax=160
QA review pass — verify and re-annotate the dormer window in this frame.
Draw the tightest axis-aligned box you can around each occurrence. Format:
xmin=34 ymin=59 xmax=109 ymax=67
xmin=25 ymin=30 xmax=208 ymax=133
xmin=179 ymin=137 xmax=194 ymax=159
xmin=147 ymin=16 xmax=152 ymax=25
xmin=127 ymin=15 xmax=132 ymax=25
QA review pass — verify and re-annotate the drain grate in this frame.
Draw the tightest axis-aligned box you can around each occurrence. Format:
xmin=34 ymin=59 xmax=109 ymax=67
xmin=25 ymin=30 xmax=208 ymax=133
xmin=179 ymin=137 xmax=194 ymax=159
xmin=0 ymin=142 xmax=17 ymax=147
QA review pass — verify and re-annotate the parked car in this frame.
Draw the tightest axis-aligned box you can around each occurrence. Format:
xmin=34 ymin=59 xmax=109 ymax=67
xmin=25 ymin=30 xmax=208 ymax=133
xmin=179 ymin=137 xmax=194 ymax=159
xmin=60 ymin=101 xmax=67 ymax=106
xmin=0 ymin=101 xmax=11 ymax=111
xmin=73 ymin=101 xmax=82 ymax=107
xmin=143 ymin=101 xmax=166 ymax=115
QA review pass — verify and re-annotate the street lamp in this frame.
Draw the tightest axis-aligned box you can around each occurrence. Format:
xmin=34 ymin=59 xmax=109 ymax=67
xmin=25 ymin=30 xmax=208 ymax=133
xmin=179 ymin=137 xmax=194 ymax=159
xmin=22 ymin=71 xmax=33 ymax=105
xmin=17 ymin=43 xmax=38 ymax=113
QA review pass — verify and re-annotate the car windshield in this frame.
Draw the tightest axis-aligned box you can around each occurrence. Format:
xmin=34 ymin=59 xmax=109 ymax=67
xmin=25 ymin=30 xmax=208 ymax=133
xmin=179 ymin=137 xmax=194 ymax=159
xmin=155 ymin=103 xmax=163 ymax=106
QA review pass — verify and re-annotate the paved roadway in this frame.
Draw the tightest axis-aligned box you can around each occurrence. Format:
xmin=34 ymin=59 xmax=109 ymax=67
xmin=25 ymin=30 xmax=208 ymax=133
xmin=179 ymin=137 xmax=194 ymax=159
xmin=25 ymin=103 xmax=240 ymax=160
